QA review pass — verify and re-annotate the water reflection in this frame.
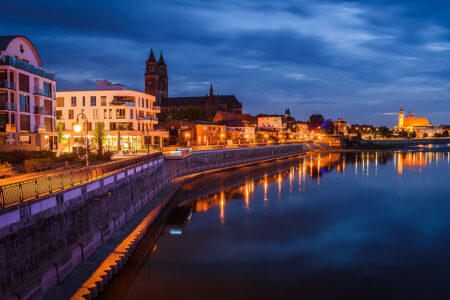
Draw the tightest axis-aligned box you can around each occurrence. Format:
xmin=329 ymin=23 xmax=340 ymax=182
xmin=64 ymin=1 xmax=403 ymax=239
xmin=102 ymin=149 xmax=450 ymax=300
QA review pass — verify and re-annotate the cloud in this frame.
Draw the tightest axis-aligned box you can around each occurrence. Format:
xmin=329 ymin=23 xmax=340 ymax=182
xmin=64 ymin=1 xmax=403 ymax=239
xmin=1 ymin=0 xmax=450 ymax=126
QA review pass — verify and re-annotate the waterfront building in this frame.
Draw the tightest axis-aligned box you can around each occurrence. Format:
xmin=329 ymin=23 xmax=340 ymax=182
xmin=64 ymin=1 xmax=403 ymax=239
xmin=55 ymin=88 xmax=168 ymax=151
xmin=161 ymin=84 xmax=242 ymax=117
xmin=291 ymin=122 xmax=309 ymax=137
xmin=158 ymin=120 xmax=226 ymax=146
xmin=0 ymin=35 xmax=57 ymax=150
xmin=257 ymin=114 xmax=285 ymax=131
xmin=395 ymin=105 xmax=438 ymax=137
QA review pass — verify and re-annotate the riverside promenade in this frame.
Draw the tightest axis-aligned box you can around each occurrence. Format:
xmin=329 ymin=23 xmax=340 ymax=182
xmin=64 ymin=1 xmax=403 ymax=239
xmin=0 ymin=142 xmax=328 ymax=300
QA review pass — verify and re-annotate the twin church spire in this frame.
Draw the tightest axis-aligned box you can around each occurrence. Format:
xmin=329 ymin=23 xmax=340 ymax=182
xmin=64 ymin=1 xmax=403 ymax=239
xmin=145 ymin=48 xmax=168 ymax=104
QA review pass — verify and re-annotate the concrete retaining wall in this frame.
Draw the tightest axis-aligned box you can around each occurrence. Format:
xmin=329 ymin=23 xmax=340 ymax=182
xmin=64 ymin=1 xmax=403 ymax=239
xmin=360 ymin=138 xmax=450 ymax=146
xmin=0 ymin=143 xmax=318 ymax=299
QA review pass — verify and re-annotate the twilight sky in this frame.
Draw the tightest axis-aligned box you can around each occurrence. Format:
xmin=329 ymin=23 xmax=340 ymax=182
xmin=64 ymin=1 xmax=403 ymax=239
xmin=2 ymin=0 xmax=450 ymax=126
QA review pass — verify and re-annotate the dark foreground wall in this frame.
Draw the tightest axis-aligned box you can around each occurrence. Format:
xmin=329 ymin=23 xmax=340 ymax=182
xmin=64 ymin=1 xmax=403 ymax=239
xmin=0 ymin=143 xmax=319 ymax=299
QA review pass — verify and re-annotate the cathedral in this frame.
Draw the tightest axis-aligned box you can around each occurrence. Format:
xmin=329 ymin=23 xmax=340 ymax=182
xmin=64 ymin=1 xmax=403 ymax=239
xmin=145 ymin=49 xmax=168 ymax=105
xmin=396 ymin=105 xmax=431 ymax=131
xmin=145 ymin=48 xmax=242 ymax=116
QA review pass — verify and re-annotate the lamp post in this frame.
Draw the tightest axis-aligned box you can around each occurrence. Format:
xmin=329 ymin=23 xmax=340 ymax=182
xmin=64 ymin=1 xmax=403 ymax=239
xmin=185 ymin=132 xmax=190 ymax=147
xmin=73 ymin=112 xmax=89 ymax=168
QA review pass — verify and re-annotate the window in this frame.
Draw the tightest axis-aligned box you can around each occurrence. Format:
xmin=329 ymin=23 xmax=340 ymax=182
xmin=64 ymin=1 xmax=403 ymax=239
xmin=141 ymin=98 xmax=144 ymax=107
xmin=130 ymin=109 xmax=134 ymax=119
xmin=138 ymin=123 xmax=140 ymax=130
xmin=93 ymin=109 xmax=99 ymax=119
xmin=68 ymin=110 xmax=74 ymax=119
xmin=19 ymin=94 xmax=29 ymax=112
xmin=104 ymin=109 xmax=107 ymax=119
xmin=101 ymin=96 xmax=107 ymax=106
xmin=110 ymin=122 xmax=117 ymax=130
xmin=56 ymin=97 xmax=64 ymax=107
xmin=82 ymin=96 xmax=85 ymax=106
xmin=43 ymin=82 xmax=52 ymax=98
xmin=137 ymin=98 xmax=140 ymax=107
xmin=56 ymin=110 xmax=62 ymax=120
xmin=109 ymin=109 xmax=112 ymax=119
xmin=71 ymin=96 xmax=77 ymax=106
xmin=146 ymin=99 xmax=149 ymax=108
xmin=18 ymin=73 xmax=29 ymax=92
xmin=116 ymin=109 xmax=125 ymax=119
xmin=90 ymin=96 xmax=96 ymax=106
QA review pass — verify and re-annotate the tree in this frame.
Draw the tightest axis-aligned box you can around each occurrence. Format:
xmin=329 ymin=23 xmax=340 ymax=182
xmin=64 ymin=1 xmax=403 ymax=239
xmin=174 ymin=106 xmax=209 ymax=121
xmin=93 ymin=123 xmax=105 ymax=155
xmin=56 ymin=122 xmax=67 ymax=144
xmin=308 ymin=114 xmax=325 ymax=130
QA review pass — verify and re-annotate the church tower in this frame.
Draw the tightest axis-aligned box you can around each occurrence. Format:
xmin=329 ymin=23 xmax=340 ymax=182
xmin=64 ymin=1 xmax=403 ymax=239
xmin=145 ymin=49 xmax=168 ymax=105
xmin=158 ymin=51 xmax=168 ymax=102
xmin=398 ymin=105 xmax=404 ymax=128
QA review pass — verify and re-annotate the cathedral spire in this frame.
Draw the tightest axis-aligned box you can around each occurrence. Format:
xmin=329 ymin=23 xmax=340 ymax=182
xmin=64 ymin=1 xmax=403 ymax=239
xmin=210 ymin=83 xmax=214 ymax=96
xmin=158 ymin=51 xmax=166 ymax=66
xmin=147 ymin=48 xmax=156 ymax=62
xmin=400 ymin=104 xmax=403 ymax=112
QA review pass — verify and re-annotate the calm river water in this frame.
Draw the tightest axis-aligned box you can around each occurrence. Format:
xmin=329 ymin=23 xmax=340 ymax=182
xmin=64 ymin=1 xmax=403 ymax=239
xmin=102 ymin=146 xmax=450 ymax=300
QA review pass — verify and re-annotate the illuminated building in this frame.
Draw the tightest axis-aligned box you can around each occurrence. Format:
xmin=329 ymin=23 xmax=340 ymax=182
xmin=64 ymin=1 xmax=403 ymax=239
xmin=0 ymin=35 xmax=57 ymax=149
xmin=56 ymin=89 xmax=168 ymax=151
xmin=395 ymin=105 xmax=434 ymax=137
xmin=158 ymin=120 xmax=226 ymax=146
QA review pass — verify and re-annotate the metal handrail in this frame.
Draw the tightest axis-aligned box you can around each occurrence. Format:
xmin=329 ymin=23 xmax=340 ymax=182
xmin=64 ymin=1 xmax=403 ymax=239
xmin=0 ymin=152 xmax=163 ymax=209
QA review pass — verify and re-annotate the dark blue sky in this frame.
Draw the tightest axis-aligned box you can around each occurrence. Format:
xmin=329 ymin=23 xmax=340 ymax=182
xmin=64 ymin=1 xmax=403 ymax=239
xmin=2 ymin=0 xmax=449 ymax=126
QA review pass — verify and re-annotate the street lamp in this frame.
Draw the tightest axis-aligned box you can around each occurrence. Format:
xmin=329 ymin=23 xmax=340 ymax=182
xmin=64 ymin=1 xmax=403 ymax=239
xmin=74 ymin=112 xmax=89 ymax=168
xmin=185 ymin=132 xmax=190 ymax=147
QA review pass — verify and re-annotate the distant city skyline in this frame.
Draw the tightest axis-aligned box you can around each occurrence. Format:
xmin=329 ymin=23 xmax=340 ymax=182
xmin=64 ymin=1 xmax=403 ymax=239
xmin=2 ymin=0 xmax=449 ymax=127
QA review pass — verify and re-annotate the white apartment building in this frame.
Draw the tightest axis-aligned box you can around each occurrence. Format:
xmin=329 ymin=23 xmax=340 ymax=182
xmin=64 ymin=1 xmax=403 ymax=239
xmin=0 ymin=35 xmax=57 ymax=150
xmin=257 ymin=114 xmax=285 ymax=131
xmin=55 ymin=90 xmax=168 ymax=151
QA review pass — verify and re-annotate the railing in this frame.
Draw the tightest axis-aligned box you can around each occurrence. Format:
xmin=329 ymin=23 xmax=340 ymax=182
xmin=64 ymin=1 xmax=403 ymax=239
xmin=33 ymin=87 xmax=51 ymax=98
xmin=138 ymin=116 xmax=158 ymax=121
xmin=34 ymin=106 xmax=52 ymax=115
xmin=110 ymin=101 xmax=135 ymax=107
xmin=0 ymin=152 xmax=163 ymax=209
xmin=0 ymin=55 xmax=56 ymax=80
xmin=0 ymin=103 xmax=16 ymax=111
xmin=0 ymin=80 xmax=15 ymax=90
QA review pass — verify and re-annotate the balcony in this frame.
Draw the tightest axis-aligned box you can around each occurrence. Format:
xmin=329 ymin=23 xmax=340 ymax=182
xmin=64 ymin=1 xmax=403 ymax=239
xmin=34 ymin=106 xmax=52 ymax=115
xmin=0 ymin=80 xmax=15 ymax=90
xmin=110 ymin=100 xmax=135 ymax=107
xmin=0 ymin=103 xmax=16 ymax=111
xmin=0 ymin=55 xmax=56 ymax=80
xmin=153 ymin=105 xmax=160 ymax=110
xmin=33 ymin=87 xmax=51 ymax=98
xmin=138 ymin=116 xmax=158 ymax=121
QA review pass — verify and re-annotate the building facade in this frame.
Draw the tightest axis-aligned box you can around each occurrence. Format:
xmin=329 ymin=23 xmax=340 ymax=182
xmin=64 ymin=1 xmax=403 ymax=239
xmin=145 ymin=49 xmax=168 ymax=105
xmin=257 ymin=114 xmax=285 ymax=131
xmin=158 ymin=120 xmax=226 ymax=146
xmin=56 ymin=90 xmax=168 ymax=151
xmin=0 ymin=35 xmax=57 ymax=150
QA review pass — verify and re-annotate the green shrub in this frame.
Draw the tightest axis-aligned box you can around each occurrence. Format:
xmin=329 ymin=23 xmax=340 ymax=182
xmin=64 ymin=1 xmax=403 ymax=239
xmin=0 ymin=150 xmax=56 ymax=164
xmin=24 ymin=158 xmax=53 ymax=173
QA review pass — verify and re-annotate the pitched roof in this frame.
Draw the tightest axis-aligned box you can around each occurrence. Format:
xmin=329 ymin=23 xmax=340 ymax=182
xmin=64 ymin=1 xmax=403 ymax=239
xmin=147 ymin=48 xmax=156 ymax=62
xmin=158 ymin=51 xmax=166 ymax=66
xmin=162 ymin=95 xmax=241 ymax=107
xmin=403 ymin=117 xmax=431 ymax=127
xmin=161 ymin=96 xmax=206 ymax=107
xmin=218 ymin=120 xmax=246 ymax=127
xmin=0 ymin=35 xmax=43 ymax=65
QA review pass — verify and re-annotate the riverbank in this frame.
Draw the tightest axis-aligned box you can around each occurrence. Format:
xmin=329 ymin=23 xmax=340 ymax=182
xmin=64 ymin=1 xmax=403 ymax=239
xmin=40 ymin=143 xmax=327 ymax=299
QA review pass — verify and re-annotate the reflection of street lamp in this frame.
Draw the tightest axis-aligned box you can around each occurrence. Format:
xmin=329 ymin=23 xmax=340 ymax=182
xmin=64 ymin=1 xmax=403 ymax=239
xmin=74 ymin=113 xmax=89 ymax=168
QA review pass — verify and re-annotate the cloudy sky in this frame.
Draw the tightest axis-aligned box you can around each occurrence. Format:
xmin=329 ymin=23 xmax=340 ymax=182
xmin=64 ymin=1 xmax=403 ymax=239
xmin=2 ymin=0 xmax=450 ymax=126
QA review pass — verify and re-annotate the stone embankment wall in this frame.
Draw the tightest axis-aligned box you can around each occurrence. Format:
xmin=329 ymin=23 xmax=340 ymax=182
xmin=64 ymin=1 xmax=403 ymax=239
xmin=0 ymin=143 xmax=321 ymax=299
xmin=361 ymin=138 xmax=450 ymax=146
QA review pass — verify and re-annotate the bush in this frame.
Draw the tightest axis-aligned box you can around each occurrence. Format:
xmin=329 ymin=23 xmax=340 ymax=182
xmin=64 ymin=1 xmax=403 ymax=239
xmin=90 ymin=151 xmax=113 ymax=162
xmin=24 ymin=158 xmax=53 ymax=173
xmin=56 ymin=152 xmax=80 ymax=163
xmin=0 ymin=150 xmax=56 ymax=164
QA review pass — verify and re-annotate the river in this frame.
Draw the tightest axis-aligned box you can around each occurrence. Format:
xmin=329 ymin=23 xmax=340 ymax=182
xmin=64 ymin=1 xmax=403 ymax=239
xmin=101 ymin=146 xmax=450 ymax=299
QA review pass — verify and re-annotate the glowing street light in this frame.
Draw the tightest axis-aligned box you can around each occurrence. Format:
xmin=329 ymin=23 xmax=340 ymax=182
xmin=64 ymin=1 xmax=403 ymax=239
xmin=74 ymin=112 xmax=90 ymax=169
